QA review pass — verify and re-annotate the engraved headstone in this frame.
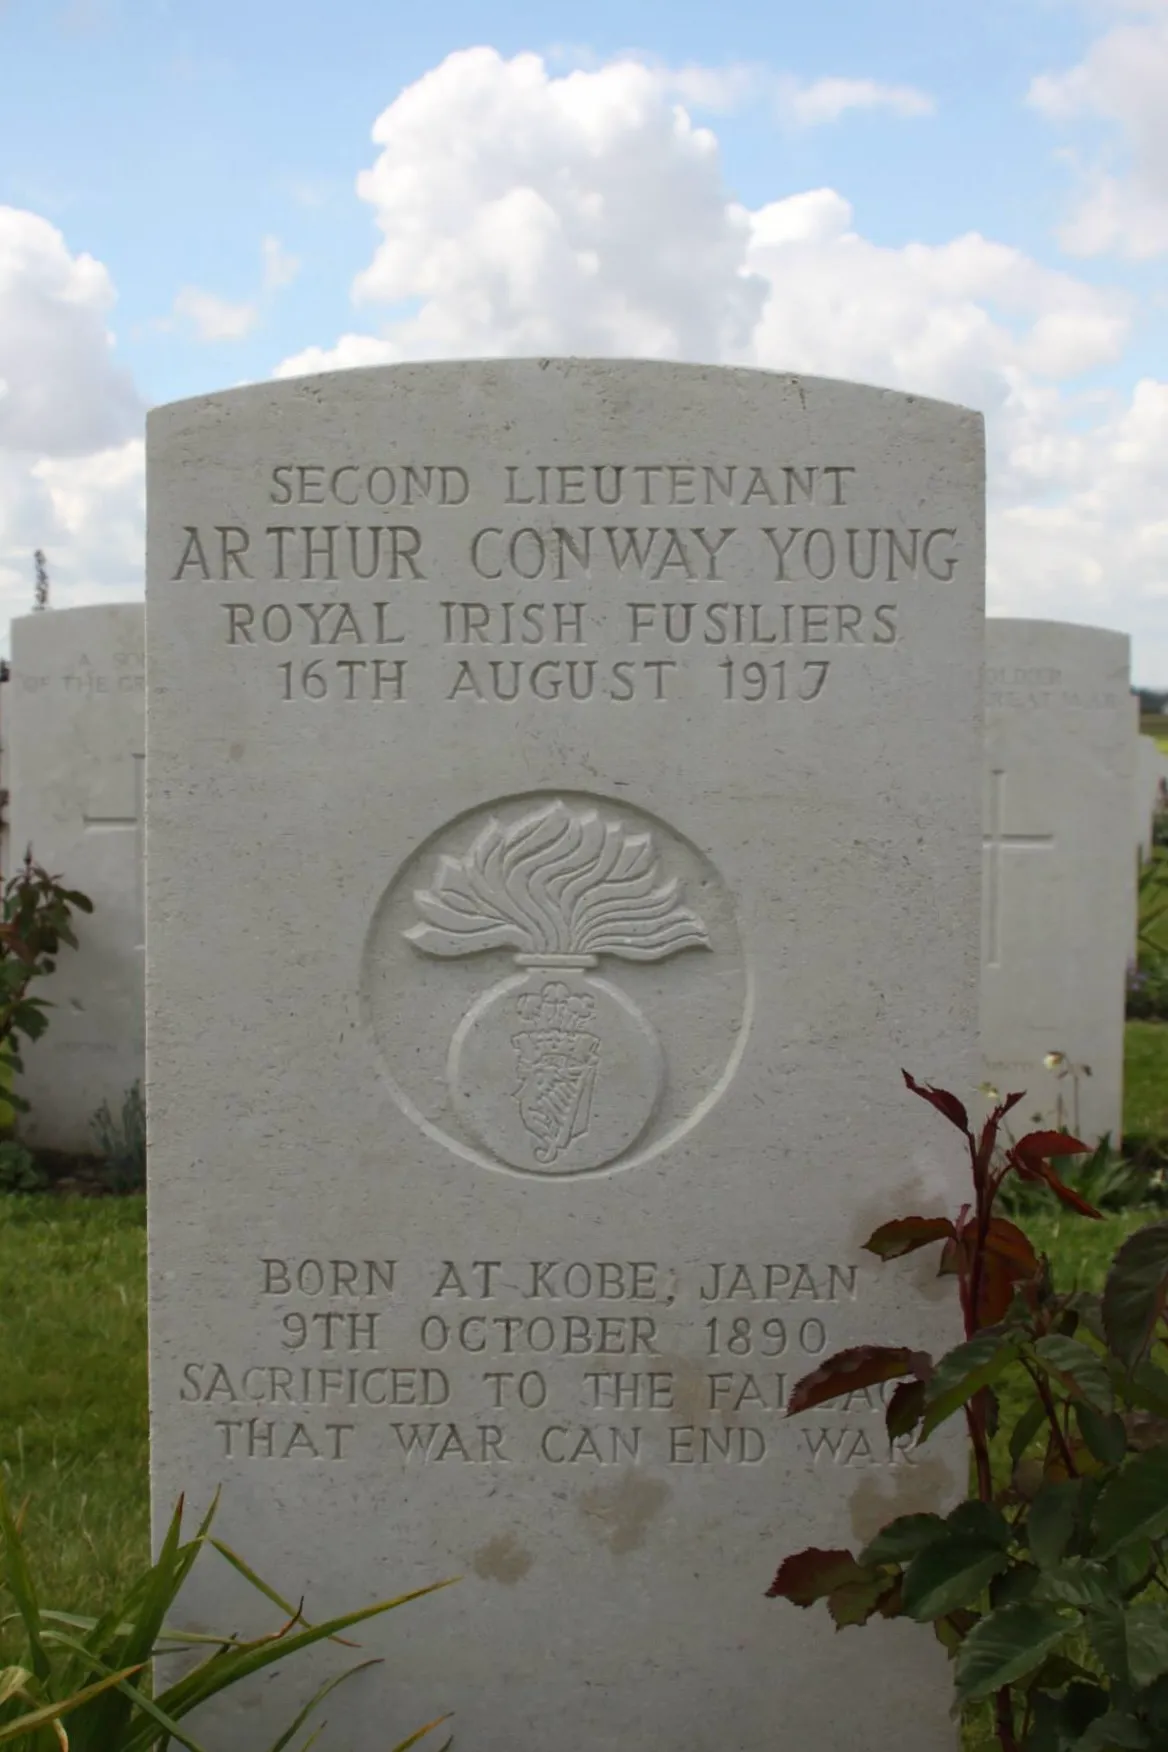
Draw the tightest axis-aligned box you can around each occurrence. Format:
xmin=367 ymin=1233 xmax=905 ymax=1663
xmin=982 ymin=619 xmax=1135 ymax=1142
xmin=147 ymin=362 xmax=985 ymax=1752
xmin=6 ymin=603 xmax=145 ymax=1152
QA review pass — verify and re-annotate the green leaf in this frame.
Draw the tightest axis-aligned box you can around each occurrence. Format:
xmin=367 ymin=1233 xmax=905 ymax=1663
xmin=0 ymin=1478 xmax=50 ymax=1684
xmin=1030 ymin=1480 xmax=1084 ymax=1569
xmin=1072 ymin=1709 xmax=1149 ymax=1750
xmin=1032 ymin=1559 xmax=1112 ymax=1609
xmin=954 ymin=1600 xmax=1075 ymax=1702
xmin=990 ymin=1564 xmax=1040 ymax=1608
xmin=1088 ymin=1603 xmax=1132 ymax=1684
xmin=79 ymin=1494 xmax=189 ymax=1746
xmin=1010 ymin=1395 xmax=1049 ymax=1463
xmin=387 ymin=1719 xmax=455 ymax=1752
xmin=885 ymin=1379 xmax=927 ymax=1441
xmin=1103 ymin=1220 xmax=1168 ymax=1371
xmin=901 ymin=1539 xmax=1011 ymax=1622
xmin=1034 ymin=1335 xmax=1115 ymax=1414
xmin=864 ymin=1216 xmax=955 ymax=1260
xmin=266 ymin=1660 xmax=380 ymax=1752
xmin=131 ymin=1581 xmax=458 ymax=1752
xmin=1094 ymin=1448 xmax=1168 ymax=1555
xmin=1110 ymin=1539 xmax=1154 ymax=1600
xmin=1123 ymin=1602 xmax=1168 ymax=1689
xmin=946 ymin=1500 xmax=1012 ymax=1548
xmin=921 ymin=1330 xmax=1017 ymax=1440
xmin=1116 ymin=1358 xmax=1168 ymax=1420
xmin=1076 ymin=1403 xmax=1128 ymax=1467
xmin=859 ymin=1514 xmax=947 ymax=1566
xmin=827 ymin=1572 xmax=897 ymax=1629
xmin=0 ymin=1666 xmax=144 ymax=1745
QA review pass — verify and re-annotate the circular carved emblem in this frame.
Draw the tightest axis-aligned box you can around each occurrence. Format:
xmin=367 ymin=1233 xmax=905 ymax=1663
xmin=361 ymin=792 xmax=750 ymax=1179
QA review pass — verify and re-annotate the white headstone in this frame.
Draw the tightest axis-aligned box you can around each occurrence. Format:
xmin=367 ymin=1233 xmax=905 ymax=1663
xmin=6 ymin=604 xmax=145 ymax=1152
xmin=147 ymin=362 xmax=984 ymax=1752
xmin=982 ymin=620 xmax=1134 ymax=1143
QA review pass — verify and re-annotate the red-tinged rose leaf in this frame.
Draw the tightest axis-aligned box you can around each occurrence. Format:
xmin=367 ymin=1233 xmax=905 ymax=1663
xmin=984 ymin=1218 xmax=1041 ymax=1276
xmin=975 ymin=1253 xmax=1020 ymax=1328
xmin=1009 ymin=1156 xmax=1103 ymax=1220
xmin=1014 ymin=1131 xmax=1092 ymax=1163
xmin=786 ymin=1346 xmax=928 ymax=1417
xmin=865 ymin=1216 xmax=956 ymax=1261
xmin=974 ymin=1092 xmax=1027 ymax=1176
xmin=886 ymin=1378 xmax=927 ymax=1440
xmin=766 ymin=1548 xmax=860 ymax=1603
xmin=902 ymin=1071 xmax=970 ymax=1135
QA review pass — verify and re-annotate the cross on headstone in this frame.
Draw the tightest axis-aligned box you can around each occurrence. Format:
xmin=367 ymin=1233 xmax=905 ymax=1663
xmin=982 ymin=766 xmax=1054 ymax=967
xmin=83 ymin=752 xmax=144 ymax=950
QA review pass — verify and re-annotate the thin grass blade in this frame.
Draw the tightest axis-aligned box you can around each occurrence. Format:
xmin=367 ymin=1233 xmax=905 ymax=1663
xmin=72 ymin=1499 xmax=188 ymax=1749
xmin=0 ymin=1668 xmax=32 ymax=1709
xmin=0 ymin=1478 xmax=50 ymax=1683
xmin=265 ymin=1659 xmax=381 ymax=1752
xmin=150 ymin=1581 xmax=456 ymax=1732
xmin=0 ymin=1665 xmax=144 ymax=1745
xmin=388 ymin=1714 xmax=454 ymax=1752
xmin=212 ymin=1541 xmax=357 ymax=1648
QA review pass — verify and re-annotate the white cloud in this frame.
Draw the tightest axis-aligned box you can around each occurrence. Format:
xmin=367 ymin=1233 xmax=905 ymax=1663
xmin=0 ymin=207 xmax=142 ymax=637
xmin=170 ymin=234 xmax=300 ymax=343
xmin=1029 ymin=8 xmax=1168 ymax=256
xmin=275 ymin=332 xmax=399 ymax=378
xmin=5 ymin=47 xmax=1167 ymax=682
xmin=0 ymin=206 xmax=138 ymax=453
xmin=273 ymin=47 xmax=1168 ymax=679
xmin=262 ymin=234 xmax=300 ymax=291
xmin=777 ymin=75 xmax=935 ymax=126
xmin=172 ymin=285 xmax=258 ymax=341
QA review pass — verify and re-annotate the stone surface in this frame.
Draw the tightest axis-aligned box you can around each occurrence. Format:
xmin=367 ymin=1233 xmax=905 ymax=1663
xmin=982 ymin=619 xmax=1135 ymax=1142
xmin=6 ymin=604 xmax=145 ymax=1152
xmin=147 ymin=361 xmax=984 ymax=1752
xmin=1136 ymin=733 xmax=1167 ymax=861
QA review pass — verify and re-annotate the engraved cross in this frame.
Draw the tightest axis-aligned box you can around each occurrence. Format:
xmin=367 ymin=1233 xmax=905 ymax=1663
xmin=982 ymin=767 xmax=1054 ymax=967
xmin=83 ymin=752 xmax=145 ymax=951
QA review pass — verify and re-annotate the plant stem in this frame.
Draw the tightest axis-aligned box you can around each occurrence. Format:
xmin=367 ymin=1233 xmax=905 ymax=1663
xmin=995 ymin=1685 xmax=1018 ymax=1752
xmin=1021 ymin=1361 xmax=1079 ymax=1477
xmin=966 ymin=1397 xmax=994 ymax=1502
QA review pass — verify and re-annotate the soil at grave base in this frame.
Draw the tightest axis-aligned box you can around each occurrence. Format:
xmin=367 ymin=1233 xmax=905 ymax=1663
xmin=28 ymin=1148 xmax=121 ymax=1195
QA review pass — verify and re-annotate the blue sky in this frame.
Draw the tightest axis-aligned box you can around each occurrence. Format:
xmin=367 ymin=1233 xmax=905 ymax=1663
xmin=2 ymin=0 xmax=1167 ymax=677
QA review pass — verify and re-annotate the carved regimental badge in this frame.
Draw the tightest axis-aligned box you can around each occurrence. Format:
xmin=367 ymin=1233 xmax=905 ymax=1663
xmin=405 ymin=801 xmax=712 ymax=1175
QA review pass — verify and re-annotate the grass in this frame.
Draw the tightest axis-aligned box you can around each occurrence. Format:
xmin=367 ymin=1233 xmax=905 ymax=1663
xmin=1125 ymin=1020 xmax=1168 ymax=1145
xmin=0 ymin=1195 xmax=148 ymax=1650
xmin=1141 ymin=713 xmax=1168 ymax=753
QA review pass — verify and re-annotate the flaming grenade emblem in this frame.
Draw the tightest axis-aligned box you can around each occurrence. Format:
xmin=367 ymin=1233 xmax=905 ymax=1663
xmin=405 ymin=801 xmax=711 ymax=1174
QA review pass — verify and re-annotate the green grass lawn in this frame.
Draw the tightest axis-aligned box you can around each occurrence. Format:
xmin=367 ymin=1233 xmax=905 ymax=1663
xmin=0 ymin=1195 xmax=148 ymax=1644
xmin=1125 ymin=1019 xmax=1168 ymax=1144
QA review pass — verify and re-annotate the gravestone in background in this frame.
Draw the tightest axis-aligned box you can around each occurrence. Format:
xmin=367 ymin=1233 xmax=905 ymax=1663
xmin=147 ymin=361 xmax=984 ymax=1752
xmin=6 ymin=604 xmax=145 ymax=1153
xmin=982 ymin=620 xmax=1134 ymax=1143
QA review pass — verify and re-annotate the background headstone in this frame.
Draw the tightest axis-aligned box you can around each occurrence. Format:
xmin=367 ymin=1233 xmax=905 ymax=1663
xmin=147 ymin=361 xmax=984 ymax=1752
xmin=1136 ymin=733 xmax=1167 ymax=861
xmin=7 ymin=603 xmax=145 ymax=1153
xmin=982 ymin=619 xmax=1134 ymax=1143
